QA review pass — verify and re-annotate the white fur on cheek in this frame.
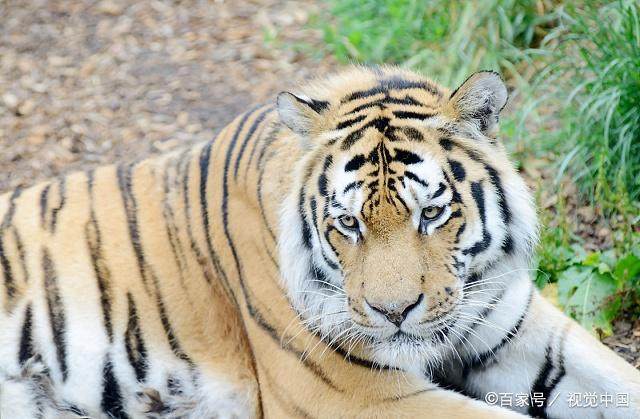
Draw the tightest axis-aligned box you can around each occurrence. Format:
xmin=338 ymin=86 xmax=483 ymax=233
xmin=278 ymin=161 xmax=353 ymax=345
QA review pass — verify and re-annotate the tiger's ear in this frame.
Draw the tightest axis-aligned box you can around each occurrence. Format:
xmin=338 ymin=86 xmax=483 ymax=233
xmin=277 ymin=92 xmax=329 ymax=138
xmin=444 ymin=71 xmax=507 ymax=138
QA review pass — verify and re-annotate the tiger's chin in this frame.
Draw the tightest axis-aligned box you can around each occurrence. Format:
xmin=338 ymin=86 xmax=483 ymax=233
xmin=346 ymin=326 xmax=451 ymax=375
xmin=365 ymin=332 xmax=445 ymax=374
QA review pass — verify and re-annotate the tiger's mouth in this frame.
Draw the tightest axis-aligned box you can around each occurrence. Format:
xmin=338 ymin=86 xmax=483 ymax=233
xmin=388 ymin=331 xmax=426 ymax=344
xmin=359 ymin=311 xmax=459 ymax=347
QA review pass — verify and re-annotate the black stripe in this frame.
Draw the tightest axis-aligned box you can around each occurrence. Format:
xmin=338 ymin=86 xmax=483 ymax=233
xmin=431 ymin=182 xmax=447 ymax=199
xmin=342 ymin=181 xmax=363 ymax=194
xmin=393 ymin=148 xmax=423 ymax=165
xmin=340 ymin=117 xmax=390 ymax=150
xmin=101 ymin=356 xmax=128 ymax=418
xmin=255 ymin=148 xmax=278 ymax=242
xmin=197 ymin=143 xmax=230 ymax=290
xmin=336 ymin=114 xmax=367 ymax=130
xmin=244 ymin=119 xmax=276 ymax=182
xmin=340 ymin=129 xmax=364 ymax=150
xmin=0 ymin=187 xmax=23 ymax=307
xmin=10 ymin=227 xmax=28 ymax=284
xmin=117 ymin=164 xmax=192 ymax=364
xmin=448 ymin=159 xmax=466 ymax=182
xmin=292 ymin=95 xmax=329 ymax=113
xmin=404 ymin=171 xmax=429 ymax=188
xmin=65 ymin=405 xmax=89 ymax=417
xmin=390 ymin=184 xmax=410 ymax=213
xmin=343 ymin=95 xmax=423 ymax=115
xmin=483 ymin=164 xmax=513 ymax=253
xmin=342 ymin=79 xmax=440 ymax=102
xmin=263 ymin=234 xmax=279 ymax=270
xmin=221 ymin=106 xmax=265 ymax=294
xmin=317 ymin=155 xmax=332 ymax=197
xmin=39 ymin=183 xmax=51 ymax=228
xmin=401 ymin=126 xmax=424 ymax=141
xmin=233 ymin=106 xmax=272 ymax=180
xmin=180 ymin=155 xmax=212 ymax=285
xmin=18 ymin=303 xmax=34 ymax=365
xmin=462 ymin=182 xmax=491 ymax=256
xmin=441 ymin=138 xmax=514 ymax=254
xmin=0 ymin=238 xmax=16 ymax=305
xmin=370 ymin=117 xmax=390 ymax=133
xmin=316 ymin=330 xmax=396 ymax=371
xmin=464 ymin=286 xmax=532 ymax=373
xmin=392 ymin=110 xmax=435 ymax=120
xmin=86 ymin=220 xmax=114 ymax=341
xmin=455 ymin=222 xmax=466 ymax=241
xmin=299 ymin=190 xmax=312 ymax=249
xmin=459 ymin=287 xmax=506 ymax=342
xmin=318 ymin=174 xmax=328 ymax=197
xmin=483 ymin=167 xmax=507 ymax=224
xmin=86 ymin=170 xmax=114 ymax=341
xmin=345 ymin=154 xmax=366 ymax=172
xmin=117 ymin=164 xmax=152 ymax=294
xmin=125 ymin=293 xmax=148 ymax=382
xmin=155 ymin=288 xmax=192 ymax=363
xmin=43 ymin=249 xmax=68 ymax=381
xmin=528 ymin=338 xmax=566 ymax=418
xmin=310 ymin=197 xmax=340 ymax=271
xmin=439 ymin=137 xmax=453 ymax=150
xmin=49 ymin=177 xmax=66 ymax=232
xmin=382 ymin=388 xmax=435 ymax=402
xmin=254 ymin=117 xmax=281 ymax=242
xmin=161 ymin=155 xmax=190 ymax=292
xmin=322 ymin=154 xmax=333 ymax=171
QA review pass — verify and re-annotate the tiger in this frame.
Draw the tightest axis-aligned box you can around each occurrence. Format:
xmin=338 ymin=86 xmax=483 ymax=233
xmin=0 ymin=65 xmax=638 ymax=419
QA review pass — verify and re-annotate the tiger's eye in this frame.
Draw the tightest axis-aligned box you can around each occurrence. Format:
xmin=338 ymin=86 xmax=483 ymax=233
xmin=422 ymin=206 xmax=443 ymax=220
xmin=338 ymin=215 xmax=358 ymax=230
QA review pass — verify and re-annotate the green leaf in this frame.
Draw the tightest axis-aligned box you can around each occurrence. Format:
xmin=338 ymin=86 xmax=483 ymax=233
xmin=582 ymin=252 xmax=600 ymax=267
xmin=613 ymin=253 xmax=640 ymax=284
xmin=557 ymin=265 xmax=620 ymax=336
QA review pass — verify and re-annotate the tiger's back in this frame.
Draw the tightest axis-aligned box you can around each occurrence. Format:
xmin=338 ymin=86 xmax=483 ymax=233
xmin=0 ymin=147 xmax=260 ymax=418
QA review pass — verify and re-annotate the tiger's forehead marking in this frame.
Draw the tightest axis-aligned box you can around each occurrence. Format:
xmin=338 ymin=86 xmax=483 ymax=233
xmin=315 ymin=73 xmax=455 ymax=233
xmin=330 ymin=131 xmax=449 ymax=229
xmin=339 ymin=77 xmax=443 ymax=103
xmin=333 ymin=78 xmax=446 ymax=151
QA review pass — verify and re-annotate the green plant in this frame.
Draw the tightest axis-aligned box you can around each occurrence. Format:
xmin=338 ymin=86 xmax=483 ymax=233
xmin=317 ymin=0 xmax=562 ymax=86
xmin=556 ymin=248 xmax=640 ymax=336
xmin=549 ymin=0 xmax=640 ymax=204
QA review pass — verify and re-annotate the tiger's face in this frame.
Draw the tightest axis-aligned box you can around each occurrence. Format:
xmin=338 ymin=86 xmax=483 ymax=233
xmin=278 ymin=67 xmax=537 ymax=371
xmin=321 ymin=136 xmax=465 ymax=345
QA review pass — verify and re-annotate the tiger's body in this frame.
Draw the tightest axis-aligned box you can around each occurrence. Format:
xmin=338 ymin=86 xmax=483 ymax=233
xmin=0 ymin=66 xmax=638 ymax=419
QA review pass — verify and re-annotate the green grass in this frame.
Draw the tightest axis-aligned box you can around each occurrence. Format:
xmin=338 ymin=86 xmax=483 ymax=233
xmin=545 ymin=0 xmax=640 ymax=206
xmin=316 ymin=0 xmax=561 ymax=86
xmin=533 ymin=2 xmax=640 ymax=335
xmin=302 ymin=0 xmax=640 ymax=335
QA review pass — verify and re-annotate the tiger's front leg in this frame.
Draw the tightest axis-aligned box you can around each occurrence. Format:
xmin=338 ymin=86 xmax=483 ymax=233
xmin=446 ymin=277 xmax=640 ymax=418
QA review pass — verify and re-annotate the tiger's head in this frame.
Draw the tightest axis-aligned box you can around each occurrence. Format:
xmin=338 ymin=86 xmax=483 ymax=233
xmin=277 ymin=66 xmax=537 ymax=371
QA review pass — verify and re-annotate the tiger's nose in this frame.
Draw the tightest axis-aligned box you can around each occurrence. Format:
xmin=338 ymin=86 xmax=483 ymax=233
xmin=367 ymin=294 xmax=424 ymax=327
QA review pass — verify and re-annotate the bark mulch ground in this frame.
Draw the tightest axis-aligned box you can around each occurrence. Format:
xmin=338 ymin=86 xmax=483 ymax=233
xmin=0 ymin=0 xmax=331 ymax=191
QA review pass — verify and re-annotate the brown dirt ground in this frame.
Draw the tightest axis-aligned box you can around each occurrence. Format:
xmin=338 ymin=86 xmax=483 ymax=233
xmin=1 ymin=0 xmax=637 ymax=368
xmin=0 ymin=0 xmax=332 ymax=191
